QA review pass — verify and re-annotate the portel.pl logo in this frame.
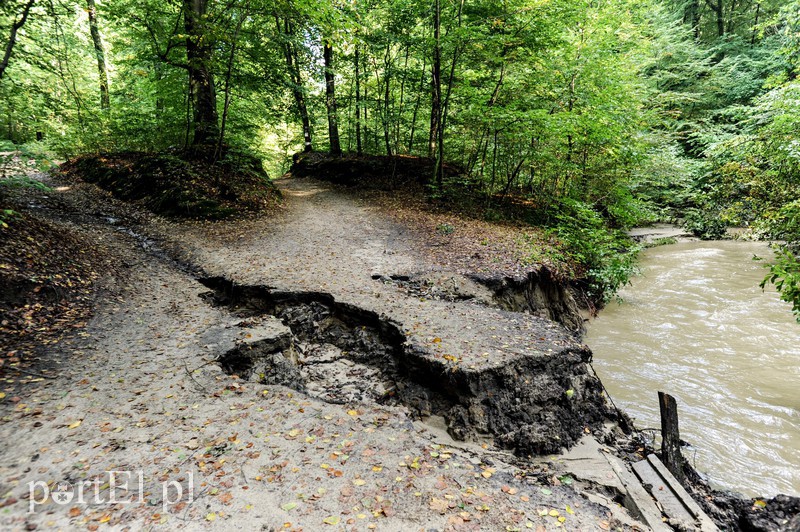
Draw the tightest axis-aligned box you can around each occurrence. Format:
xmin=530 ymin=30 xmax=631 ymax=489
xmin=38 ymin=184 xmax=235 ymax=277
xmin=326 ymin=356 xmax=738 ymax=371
xmin=28 ymin=471 xmax=194 ymax=513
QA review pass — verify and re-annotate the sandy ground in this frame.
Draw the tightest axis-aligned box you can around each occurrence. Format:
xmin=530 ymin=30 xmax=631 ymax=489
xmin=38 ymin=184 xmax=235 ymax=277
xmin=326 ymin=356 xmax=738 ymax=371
xmin=0 ymin=176 xmax=642 ymax=531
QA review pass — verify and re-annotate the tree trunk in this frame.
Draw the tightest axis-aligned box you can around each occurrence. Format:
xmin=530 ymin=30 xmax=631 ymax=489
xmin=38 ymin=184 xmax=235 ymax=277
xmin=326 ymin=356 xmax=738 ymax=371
xmin=184 ymin=0 xmax=219 ymax=147
xmin=323 ymin=41 xmax=341 ymax=156
xmin=440 ymin=0 xmax=463 ymax=134
xmin=276 ymin=16 xmax=312 ymax=152
xmin=704 ymin=0 xmax=724 ymax=37
xmin=0 ymin=0 xmax=36 ymax=81
xmin=429 ymin=0 xmax=443 ymax=187
xmin=382 ymin=44 xmax=392 ymax=156
xmin=354 ymin=45 xmax=362 ymax=155
xmin=216 ymin=7 xmax=245 ymax=161
xmin=86 ymin=0 xmax=109 ymax=109
xmin=408 ymin=56 xmax=426 ymax=153
xmin=396 ymin=44 xmax=410 ymax=154
xmin=726 ymin=0 xmax=737 ymax=34
xmin=751 ymin=2 xmax=760 ymax=45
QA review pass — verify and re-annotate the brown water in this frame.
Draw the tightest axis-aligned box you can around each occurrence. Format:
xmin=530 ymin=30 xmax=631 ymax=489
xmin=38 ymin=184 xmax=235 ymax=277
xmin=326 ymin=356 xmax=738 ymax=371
xmin=585 ymin=239 xmax=800 ymax=498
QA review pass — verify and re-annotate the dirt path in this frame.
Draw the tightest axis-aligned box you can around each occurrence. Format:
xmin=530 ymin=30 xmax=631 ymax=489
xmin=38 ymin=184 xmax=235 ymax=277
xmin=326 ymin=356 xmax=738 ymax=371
xmin=166 ymin=177 xmax=582 ymax=373
xmin=1 ymin=176 xmax=641 ymax=531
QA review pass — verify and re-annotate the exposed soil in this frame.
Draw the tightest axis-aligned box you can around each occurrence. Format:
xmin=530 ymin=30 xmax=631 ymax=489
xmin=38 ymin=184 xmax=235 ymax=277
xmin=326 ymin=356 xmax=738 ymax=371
xmin=58 ymin=150 xmax=281 ymax=219
xmin=197 ymin=278 xmax=614 ymax=456
xmin=1 ymin=159 xmax=798 ymax=531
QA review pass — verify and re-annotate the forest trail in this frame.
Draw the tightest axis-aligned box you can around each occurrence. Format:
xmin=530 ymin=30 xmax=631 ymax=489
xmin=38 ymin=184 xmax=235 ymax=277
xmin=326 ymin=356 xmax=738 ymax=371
xmin=1 ymin=174 xmax=642 ymax=530
xmin=166 ymin=176 xmax=580 ymax=373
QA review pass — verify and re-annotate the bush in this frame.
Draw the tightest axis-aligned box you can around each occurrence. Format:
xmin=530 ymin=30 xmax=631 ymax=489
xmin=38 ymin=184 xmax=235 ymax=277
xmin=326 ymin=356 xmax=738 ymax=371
xmin=683 ymin=207 xmax=728 ymax=239
xmin=760 ymin=246 xmax=800 ymax=321
xmin=547 ymin=198 xmax=640 ymax=302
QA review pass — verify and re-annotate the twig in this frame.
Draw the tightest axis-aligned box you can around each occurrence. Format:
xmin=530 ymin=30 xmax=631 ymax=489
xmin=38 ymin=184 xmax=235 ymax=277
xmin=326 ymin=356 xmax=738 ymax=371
xmin=183 ymin=360 xmax=210 ymax=393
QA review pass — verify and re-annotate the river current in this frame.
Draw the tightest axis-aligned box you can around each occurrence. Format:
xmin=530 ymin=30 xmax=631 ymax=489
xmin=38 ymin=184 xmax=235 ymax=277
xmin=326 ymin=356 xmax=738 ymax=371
xmin=585 ymin=238 xmax=800 ymax=498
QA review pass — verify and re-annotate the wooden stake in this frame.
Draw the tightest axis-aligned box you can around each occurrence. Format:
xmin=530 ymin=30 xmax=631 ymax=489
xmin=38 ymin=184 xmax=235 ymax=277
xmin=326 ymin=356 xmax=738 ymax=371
xmin=658 ymin=391 xmax=684 ymax=483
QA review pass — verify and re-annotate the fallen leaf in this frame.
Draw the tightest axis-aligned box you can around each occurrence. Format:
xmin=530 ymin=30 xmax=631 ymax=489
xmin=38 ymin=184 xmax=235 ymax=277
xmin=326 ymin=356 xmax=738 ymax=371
xmin=430 ymin=498 xmax=449 ymax=514
xmin=281 ymin=502 xmax=297 ymax=511
xmin=67 ymin=420 xmax=81 ymax=429
xmin=323 ymin=516 xmax=340 ymax=525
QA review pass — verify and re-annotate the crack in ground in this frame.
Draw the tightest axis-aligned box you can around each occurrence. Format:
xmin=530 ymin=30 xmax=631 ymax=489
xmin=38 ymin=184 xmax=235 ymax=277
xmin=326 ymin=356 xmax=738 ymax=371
xmin=199 ymin=276 xmax=618 ymax=457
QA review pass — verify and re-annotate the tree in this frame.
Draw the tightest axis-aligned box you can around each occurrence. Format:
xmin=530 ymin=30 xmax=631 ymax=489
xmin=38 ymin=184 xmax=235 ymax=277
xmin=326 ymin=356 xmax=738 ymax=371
xmin=429 ymin=0 xmax=442 ymax=186
xmin=0 ymin=0 xmax=36 ymax=81
xmin=86 ymin=0 xmax=110 ymax=109
xmin=704 ymin=0 xmax=725 ymax=36
xmin=323 ymin=40 xmax=341 ymax=155
xmin=183 ymin=0 xmax=219 ymax=147
xmin=275 ymin=12 xmax=313 ymax=152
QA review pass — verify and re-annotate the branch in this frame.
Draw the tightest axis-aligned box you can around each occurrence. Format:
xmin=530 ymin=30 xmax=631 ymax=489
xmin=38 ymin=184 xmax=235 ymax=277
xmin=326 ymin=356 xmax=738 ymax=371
xmin=0 ymin=0 xmax=37 ymax=80
xmin=130 ymin=10 xmax=188 ymax=70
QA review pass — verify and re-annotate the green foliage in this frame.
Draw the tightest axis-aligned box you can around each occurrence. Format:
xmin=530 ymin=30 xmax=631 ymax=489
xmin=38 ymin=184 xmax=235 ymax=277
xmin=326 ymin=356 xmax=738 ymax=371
xmin=683 ymin=207 xmax=728 ymax=239
xmin=0 ymin=174 xmax=50 ymax=191
xmin=435 ymin=222 xmax=454 ymax=236
xmin=547 ymin=198 xmax=640 ymax=302
xmin=644 ymin=236 xmax=678 ymax=248
xmin=0 ymin=208 xmax=16 ymax=229
xmin=760 ymin=246 xmax=800 ymax=321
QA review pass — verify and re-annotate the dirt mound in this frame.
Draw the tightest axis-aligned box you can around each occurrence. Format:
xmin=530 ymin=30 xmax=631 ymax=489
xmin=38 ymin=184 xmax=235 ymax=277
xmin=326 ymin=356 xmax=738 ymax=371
xmin=59 ymin=150 xmax=280 ymax=219
xmin=288 ymin=151 xmax=463 ymax=189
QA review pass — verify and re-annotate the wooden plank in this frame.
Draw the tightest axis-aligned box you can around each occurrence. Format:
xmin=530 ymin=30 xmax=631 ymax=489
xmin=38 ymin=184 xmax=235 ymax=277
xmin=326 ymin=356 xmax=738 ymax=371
xmin=659 ymin=391 xmax=685 ymax=482
xmin=633 ymin=458 xmax=696 ymax=525
xmin=606 ymin=454 xmax=672 ymax=532
xmin=647 ymin=454 xmax=720 ymax=532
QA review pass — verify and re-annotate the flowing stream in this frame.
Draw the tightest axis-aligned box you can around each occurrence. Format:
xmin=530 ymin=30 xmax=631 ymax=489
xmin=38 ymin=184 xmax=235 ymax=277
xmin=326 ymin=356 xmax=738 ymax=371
xmin=585 ymin=237 xmax=800 ymax=498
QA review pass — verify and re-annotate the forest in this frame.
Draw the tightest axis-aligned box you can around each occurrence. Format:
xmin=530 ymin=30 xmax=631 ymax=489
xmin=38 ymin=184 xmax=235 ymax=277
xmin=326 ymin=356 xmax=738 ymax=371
xmin=1 ymin=0 xmax=800 ymax=311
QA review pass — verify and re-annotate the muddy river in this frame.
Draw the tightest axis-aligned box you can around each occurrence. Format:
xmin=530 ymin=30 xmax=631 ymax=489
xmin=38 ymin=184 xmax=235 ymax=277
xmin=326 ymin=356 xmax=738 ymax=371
xmin=585 ymin=238 xmax=800 ymax=498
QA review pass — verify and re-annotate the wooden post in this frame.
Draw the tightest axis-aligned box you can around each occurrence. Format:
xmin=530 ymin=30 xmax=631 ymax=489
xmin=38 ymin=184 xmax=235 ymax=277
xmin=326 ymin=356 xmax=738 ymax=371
xmin=658 ymin=391 xmax=684 ymax=483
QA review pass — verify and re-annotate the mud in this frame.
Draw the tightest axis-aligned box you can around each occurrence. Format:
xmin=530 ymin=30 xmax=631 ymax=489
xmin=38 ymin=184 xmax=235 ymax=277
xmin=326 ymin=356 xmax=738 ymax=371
xmin=201 ymin=277 xmax=616 ymax=457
